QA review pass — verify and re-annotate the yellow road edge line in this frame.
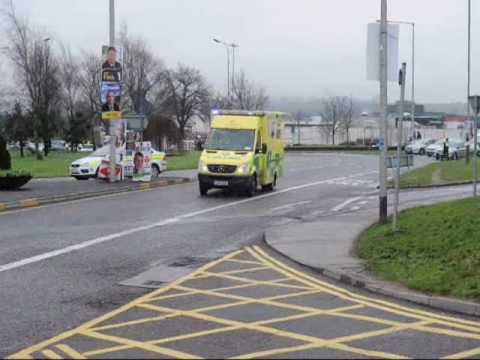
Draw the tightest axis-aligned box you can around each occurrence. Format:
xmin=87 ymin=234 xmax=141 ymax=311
xmin=0 ymin=203 xmax=6 ymax=211
xmin=329 ymin=342 xmax=409 ymax=360
xmin=54 ymin=344 xmax=86 ymax=359
xmin=19 ymin=199 xmax=40 ymax=208
xmin=7 ymin=249 xmax=244 ymax=358
xmin=252 ymin=245 xmax=480 ymax=329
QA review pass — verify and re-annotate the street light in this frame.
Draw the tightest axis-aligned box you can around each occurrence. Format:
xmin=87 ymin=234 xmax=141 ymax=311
xmin=213 ymin=37 xmax=239 ymax=102
xmin=378 ymin=19 xmax=415 ymax=143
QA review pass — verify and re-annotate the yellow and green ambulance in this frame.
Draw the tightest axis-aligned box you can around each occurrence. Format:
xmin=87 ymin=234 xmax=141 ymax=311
xmin=198 ymin=110 xmax=289 ymax=196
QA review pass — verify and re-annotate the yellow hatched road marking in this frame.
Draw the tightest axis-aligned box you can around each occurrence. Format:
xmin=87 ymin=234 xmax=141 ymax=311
xmin=81 ymin=330 xmax=201 ymax=359
xmin=443 ymin=346 xmax=480 ymax=359
xmin=91 ymin=312 xmax=181 ymax=332
xmin=8 ymin=250 xmax=244 ymax=359
xmin=225 ymin=258 xmax=263 ymax=266
xmin=193 ymin=266 xmax=270 ymax=279
xmin=54 ymin=344 xmax=85 ymax=359
xmin=251 ymin=246 xmax=480 ymax=331
xmin=145 ymin=289 xmax=197 ymax=302
xmin=40 ymin=349 xmax=62 ymax=359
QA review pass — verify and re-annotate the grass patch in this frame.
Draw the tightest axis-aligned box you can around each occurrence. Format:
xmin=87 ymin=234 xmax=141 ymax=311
xmin=399 ymin=158 xmax=480 ymax=187
xmin=358 ymin=197 xmax=480 ymax=300
xmin=10 ymin=151 xmax=87 ymax=178
xmin=166 ymin=151 xmax=200 ymax=171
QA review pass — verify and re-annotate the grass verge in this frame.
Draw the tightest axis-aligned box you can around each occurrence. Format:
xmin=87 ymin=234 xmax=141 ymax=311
xmin=400 ymin=158 xmax=480 ymax=187
xmin=358 ymin=197 xmax=480 ymax=300
xmin=166 ymin=151 xmax=200 ymax=171
xmin=11 ymin=151 xmax=86 ymax=178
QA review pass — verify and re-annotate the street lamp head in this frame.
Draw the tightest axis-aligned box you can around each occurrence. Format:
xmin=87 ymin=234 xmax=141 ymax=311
xmin=213 ymin=37 xmax=222 ymax=44
xmin=43 ymin=37 xmax=51 ymax=42
xmin=230 ymin=43 xmax=239 ymax=48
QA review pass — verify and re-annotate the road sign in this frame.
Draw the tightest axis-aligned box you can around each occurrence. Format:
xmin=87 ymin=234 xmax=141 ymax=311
xmin=386 ymin=154 xmax=413 ymax=169
xmin=124 ymin=114 xmax=149 ymax=132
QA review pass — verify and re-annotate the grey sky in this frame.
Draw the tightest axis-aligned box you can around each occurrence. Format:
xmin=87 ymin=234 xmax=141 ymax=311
xmin=4 ymin=0 xmax=480 ymax=103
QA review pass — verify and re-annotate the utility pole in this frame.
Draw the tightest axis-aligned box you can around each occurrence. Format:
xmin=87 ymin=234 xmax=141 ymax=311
xmin=109 ymin=0 xmax=116 ymax=183
xmin=393 ymin=63 xmax=407 ymax=232
xmin=379 ymin=0 xmax=388 ymax=223
xmin=468 ymin=0 xmax=475 ymax=196
xmin=410 ymin=23 xmax=416 ymax=143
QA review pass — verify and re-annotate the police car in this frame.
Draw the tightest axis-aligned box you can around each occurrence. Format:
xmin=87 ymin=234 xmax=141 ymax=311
xmin=70 ymin=145 xmax=167 ymax=180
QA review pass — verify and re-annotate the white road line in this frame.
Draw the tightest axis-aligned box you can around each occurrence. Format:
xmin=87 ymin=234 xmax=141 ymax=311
xmin=0 ymin=171 xmax=376 ymax=274
xmin=271 ymin=201 xmax=312 ymax=212
xmin=350 ymin=206 xmax=361 ymax=211
xmin=331 ymin=197 xmax=364 ymax=212
xmin=358 ymin=201 xmax=369 ymax=205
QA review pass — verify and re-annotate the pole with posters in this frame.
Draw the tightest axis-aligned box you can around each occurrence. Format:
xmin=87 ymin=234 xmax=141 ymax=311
xmin=109 ymin=0 xmax=116 ymax=183
xmin=393 ymin=63 xmax=407 ymax=232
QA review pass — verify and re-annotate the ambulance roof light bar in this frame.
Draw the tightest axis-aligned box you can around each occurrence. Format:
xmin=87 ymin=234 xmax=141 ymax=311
xmin=211 ymin=109 xmax=266 ymax=117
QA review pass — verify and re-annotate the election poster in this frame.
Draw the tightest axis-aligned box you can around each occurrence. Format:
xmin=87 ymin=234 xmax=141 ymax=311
xmin=132 ymin=142 xmax=152 ymax=182
xmin=101 ymin=45 xmax=123 ymax=121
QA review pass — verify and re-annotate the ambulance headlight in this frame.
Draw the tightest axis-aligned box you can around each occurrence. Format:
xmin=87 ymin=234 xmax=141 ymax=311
xmin=198 ymin=160 xmax=209 ymax=173
xmin=237 ymin=162 xmax=250 ymax=174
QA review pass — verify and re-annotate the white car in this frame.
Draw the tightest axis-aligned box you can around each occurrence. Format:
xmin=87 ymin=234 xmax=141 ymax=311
xmin=70 ymin=146 xmax=167 ymax=180
xmin=405 ymin=139 xmax=436 ymax=155
xmin=434 ymin=140 xmax=466 ymax=160
xmin=426 ymin=140 xmax=443 ymax=157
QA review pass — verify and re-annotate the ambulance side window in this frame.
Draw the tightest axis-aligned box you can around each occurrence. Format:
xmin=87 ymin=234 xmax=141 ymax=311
xmin=256 ymin=132 xmax=262 ymax=153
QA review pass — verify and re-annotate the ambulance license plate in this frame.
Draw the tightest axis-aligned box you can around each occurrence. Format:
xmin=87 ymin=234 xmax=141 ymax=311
xmin=214 ymin=180 xmax=229 ymax=187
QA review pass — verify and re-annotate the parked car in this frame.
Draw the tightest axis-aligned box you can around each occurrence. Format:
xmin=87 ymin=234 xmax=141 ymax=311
xmin=69 ymin=145 xmax=167 ymax=180
xmin=405 ymin=139 xmax=436 ymax=155
xmin=50 ymin=140 xmax=67 ymax=151
xmin=434 ymin=140 xmax=466 ymax=160
xmin=78 ymin=144 xmax=95 ymax=153
xmin=426 ymin=140 xmax=443 ymax=157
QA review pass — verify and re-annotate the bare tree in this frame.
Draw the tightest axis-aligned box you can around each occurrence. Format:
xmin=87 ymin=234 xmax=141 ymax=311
xmin=3 ymin=1 xmax=61 ymax=157
xmin=164 ymin=64 xmax=211 ymax=144
xmin=320 ymin=95 xmax=345 ymax=145
xmin=230 ymin=71 xmax=269 ymax=110
xmin=119 ymin=31 xmax=167 ymax=115
xmin=77 ymin=52 xmax=103 ymax=147
xmin=5 ymin=101 xmax=32 ymax=157
xmin=340 ymin=95 xmax=356 ymax=144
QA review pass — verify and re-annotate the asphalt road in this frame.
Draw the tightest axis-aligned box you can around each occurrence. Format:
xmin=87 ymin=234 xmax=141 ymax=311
xmin=1 ymin=152 xmax=475 ymax=359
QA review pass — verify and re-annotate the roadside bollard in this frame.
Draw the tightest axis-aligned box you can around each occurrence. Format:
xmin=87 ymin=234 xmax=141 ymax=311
xmin=466 ymin=145 xmax=470 ymax=164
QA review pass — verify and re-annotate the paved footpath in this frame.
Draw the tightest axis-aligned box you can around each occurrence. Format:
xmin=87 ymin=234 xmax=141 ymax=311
xmin=10 ymin=246 xmax=480 ymax=359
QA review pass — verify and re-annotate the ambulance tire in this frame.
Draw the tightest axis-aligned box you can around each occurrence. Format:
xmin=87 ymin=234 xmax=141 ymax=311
xmin=245 ymin=175 xmax=257 ymax=197
xmin=263 ymin=174 xmax=277 ymax=192
xmin=199 ymin=182 xmax=209 ymax=196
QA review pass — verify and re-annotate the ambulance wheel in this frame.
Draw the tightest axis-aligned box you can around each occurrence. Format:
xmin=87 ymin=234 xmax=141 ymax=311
xmin=262 ymin=174 xmax=277 ymax=192
xmin=245 ymin=175 xmax=257 ymax=197
xmin=199 ymin=183 xmax=209 ymax=196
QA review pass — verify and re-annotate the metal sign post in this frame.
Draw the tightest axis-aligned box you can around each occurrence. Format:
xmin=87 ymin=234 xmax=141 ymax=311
xmin=393 ymin=63 xmax=407 ymax=232
xmin=109 ymin=0 xmax=116 ymax=183
xmin=468 ymin=95 xmax=480 ymax=197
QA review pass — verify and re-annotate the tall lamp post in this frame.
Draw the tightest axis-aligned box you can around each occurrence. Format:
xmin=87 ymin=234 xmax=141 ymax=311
xmin=109 ymin=0 xmax=116 ymax=183
xmin=469 ymin=95 xmax=479 ymax=197
xmin=213 ymin=37 xmax=239 ymax=104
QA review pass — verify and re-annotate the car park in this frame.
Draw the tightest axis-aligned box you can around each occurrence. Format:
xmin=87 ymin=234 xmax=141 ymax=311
xmin=426 ymin=140 xmax=443 ymax=157
xmin=434 ymin=140 xmax=466 ymax=160
xmin=405 ymin=139 xmax=435 ymax=155
xmin=70 ymin=145 xmax=167 ymax=180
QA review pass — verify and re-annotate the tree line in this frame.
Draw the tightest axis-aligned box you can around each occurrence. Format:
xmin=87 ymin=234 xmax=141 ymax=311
xmin=0 ymin=1 xmax=269 ymax=169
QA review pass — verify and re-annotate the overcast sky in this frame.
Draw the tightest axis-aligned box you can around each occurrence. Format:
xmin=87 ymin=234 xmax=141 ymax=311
xmin=3 ymin=0 xmax=480 ymax=103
